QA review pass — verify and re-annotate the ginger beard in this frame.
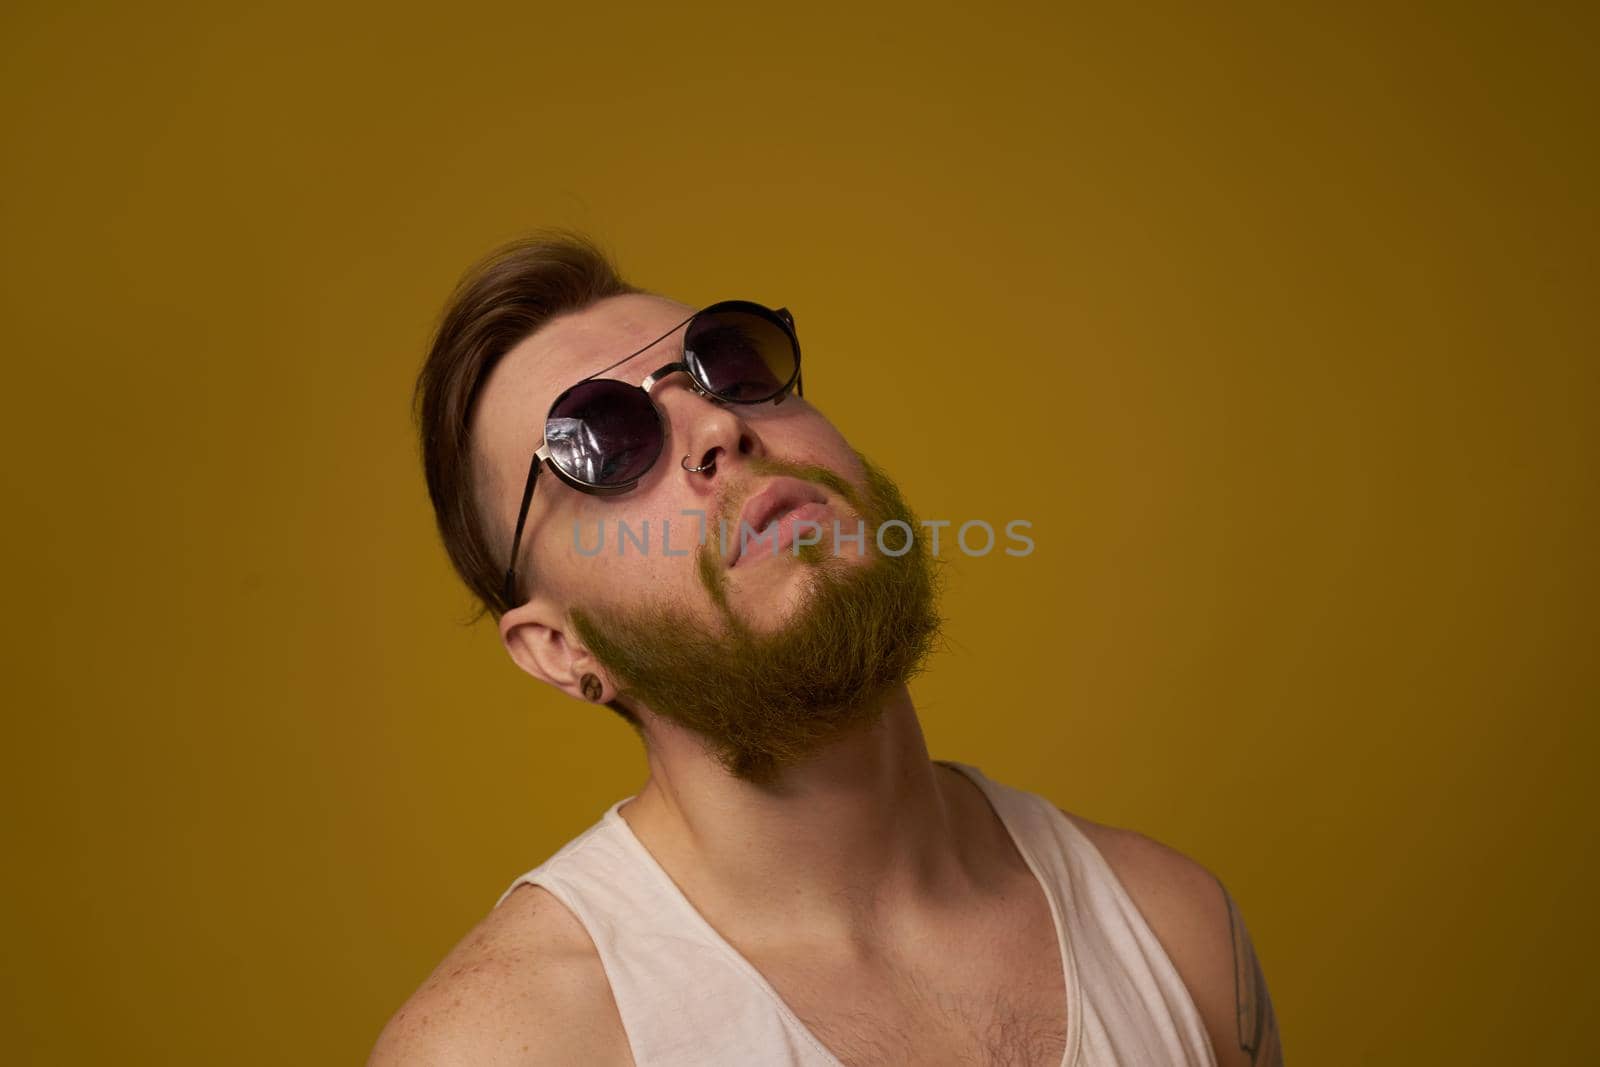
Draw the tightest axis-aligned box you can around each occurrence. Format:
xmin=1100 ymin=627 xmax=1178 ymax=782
xmin=568 ymin=454 xmax=943 ymax=785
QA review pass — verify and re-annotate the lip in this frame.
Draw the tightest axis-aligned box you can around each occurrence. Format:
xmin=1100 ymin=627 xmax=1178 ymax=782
xmin=727 ymin=477 xmax=829 ymax=568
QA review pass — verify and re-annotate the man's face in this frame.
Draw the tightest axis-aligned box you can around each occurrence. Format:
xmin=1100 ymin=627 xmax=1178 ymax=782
xmin=474 ymin=293 xmax=941 ymax=780
xmin=474 ymin=292 xmax=873 ymax=634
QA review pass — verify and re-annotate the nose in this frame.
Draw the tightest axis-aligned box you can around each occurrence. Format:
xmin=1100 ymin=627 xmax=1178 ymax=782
xmin=648 ymin=375 xmax=763 ymax=496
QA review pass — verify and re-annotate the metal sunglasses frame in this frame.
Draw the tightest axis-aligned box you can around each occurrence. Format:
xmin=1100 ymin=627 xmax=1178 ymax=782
xmin=501 ymin=299 xmax=804 ymax=607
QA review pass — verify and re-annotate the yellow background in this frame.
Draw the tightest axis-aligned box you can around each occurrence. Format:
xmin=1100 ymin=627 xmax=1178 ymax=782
xmin=3 ymin=2 xmax=1594 ymax=1063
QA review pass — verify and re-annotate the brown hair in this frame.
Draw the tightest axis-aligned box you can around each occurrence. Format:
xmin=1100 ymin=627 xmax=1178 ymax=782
xmin=413 ymin=230 xmax=640 ymax=622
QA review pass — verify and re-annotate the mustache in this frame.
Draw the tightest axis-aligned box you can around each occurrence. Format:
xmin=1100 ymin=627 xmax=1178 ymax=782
xmin=709 ymin=454 xmax=865 ymax=533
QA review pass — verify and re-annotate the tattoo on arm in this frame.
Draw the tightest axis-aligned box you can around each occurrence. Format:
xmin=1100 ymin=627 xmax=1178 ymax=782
xmin=1220 ymin=878 xmax=1283 ymax=1066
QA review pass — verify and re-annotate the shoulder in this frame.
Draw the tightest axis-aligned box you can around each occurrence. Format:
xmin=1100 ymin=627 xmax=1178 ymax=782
xmin=368 ymin=883 xmax=633 ymax=1067
xmin=1058 ymin=809 xmax=1283 ymax=1067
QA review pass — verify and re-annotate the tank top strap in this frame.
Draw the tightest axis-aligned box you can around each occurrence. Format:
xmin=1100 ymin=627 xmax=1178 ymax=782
xmin=495 ymin=798 xmax=843 ymax=1067
xmin=939 ymin=760 xmax=1218 ymax=1067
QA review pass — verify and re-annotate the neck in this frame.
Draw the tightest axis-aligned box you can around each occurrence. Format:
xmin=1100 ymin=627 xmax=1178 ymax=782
xmin=620 ymin=685 xmax=1000 ymax=949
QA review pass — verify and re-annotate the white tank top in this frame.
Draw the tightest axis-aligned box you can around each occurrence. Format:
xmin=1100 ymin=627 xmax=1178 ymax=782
xmin=495 ymin=761 xmax=1218 ymax=1067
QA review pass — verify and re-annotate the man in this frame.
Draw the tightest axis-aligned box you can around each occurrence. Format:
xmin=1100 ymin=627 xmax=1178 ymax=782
xmin=372 ymin=233 xmax=1283 ymax=1066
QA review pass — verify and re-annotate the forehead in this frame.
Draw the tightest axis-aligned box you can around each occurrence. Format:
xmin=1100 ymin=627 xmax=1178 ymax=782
xmin=471 ymin=292 xmax=695 ymax=512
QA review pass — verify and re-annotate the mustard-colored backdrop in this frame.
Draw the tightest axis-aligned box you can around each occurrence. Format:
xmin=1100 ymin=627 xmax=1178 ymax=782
xmin=3 ymin=2 xmax=1593 ymax=1063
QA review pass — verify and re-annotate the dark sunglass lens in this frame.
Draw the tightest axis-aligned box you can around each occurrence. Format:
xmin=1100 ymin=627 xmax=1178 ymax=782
xmin=684 ymin=307 xmax=799 ymax=403
xmin=545 ymin=380 xmax=662 ymax=487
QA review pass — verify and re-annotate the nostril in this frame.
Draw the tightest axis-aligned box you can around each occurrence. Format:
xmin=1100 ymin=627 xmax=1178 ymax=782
xmin=681 ymin=449 xmax=718 ymax=474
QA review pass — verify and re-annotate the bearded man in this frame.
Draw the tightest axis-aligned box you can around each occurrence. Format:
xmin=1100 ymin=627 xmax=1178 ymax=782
xmin=371 ymin=234 xmax=1283 ymax=1067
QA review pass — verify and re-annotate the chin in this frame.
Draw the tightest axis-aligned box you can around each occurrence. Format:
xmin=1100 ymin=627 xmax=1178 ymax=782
xmin=734 ymin=575 xmax=811 ymax=634
xmin=728 ymin=559 xmax=825 ymax=631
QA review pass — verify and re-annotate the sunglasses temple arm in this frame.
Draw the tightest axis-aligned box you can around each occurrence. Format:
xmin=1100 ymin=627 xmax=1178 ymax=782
xmin=502 ymin=450 xmax=543 ymax=607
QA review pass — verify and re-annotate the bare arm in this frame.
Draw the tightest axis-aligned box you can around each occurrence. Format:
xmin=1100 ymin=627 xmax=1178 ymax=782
xmin=1219 ymin=879 xmax=1283 ymax=1067
xmin=368 ymin=884 xmax=633 ymax=1067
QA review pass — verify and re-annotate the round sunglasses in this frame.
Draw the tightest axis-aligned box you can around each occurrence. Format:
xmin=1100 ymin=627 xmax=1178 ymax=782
xmin=502 ymin=299 xmax=804 ymax=605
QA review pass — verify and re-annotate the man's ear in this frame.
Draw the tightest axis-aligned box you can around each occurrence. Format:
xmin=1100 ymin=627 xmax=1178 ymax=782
xmin=498 ymin=594 xmax=615 ymax=704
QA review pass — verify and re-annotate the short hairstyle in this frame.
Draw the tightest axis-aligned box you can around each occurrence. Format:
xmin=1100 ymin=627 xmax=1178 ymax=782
xmin=413 ymin=231 xmax=639 ymax=622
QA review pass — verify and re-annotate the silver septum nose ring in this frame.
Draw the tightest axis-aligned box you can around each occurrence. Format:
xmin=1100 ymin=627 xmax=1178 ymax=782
xmin=681 ymin=455 xmax=716 ymax=473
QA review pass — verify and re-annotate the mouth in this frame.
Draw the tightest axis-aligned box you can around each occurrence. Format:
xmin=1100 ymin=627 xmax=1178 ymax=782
xmin=726 ymin=477 xmax=831 ymax=569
